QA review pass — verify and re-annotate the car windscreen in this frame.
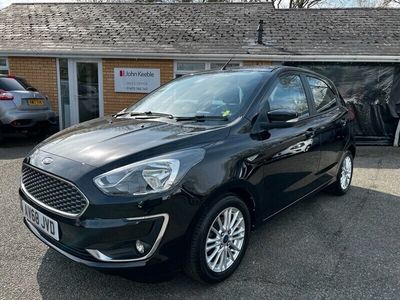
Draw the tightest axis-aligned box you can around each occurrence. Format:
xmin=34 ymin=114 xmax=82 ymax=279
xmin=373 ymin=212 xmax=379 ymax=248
xmin=127 ymin=71 xmax=269 ymax=120
xmin=0 ymin=78 xmax=26 ymax=91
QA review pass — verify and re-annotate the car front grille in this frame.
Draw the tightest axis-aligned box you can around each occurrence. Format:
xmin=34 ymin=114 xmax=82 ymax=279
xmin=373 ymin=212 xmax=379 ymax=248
xmin=21 ymin=164 xmax=88 ymax=217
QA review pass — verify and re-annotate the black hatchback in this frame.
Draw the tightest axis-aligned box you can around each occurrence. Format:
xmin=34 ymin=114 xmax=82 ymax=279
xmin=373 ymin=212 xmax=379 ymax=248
xmin=20 ymin=67 xmax=355 ymax=283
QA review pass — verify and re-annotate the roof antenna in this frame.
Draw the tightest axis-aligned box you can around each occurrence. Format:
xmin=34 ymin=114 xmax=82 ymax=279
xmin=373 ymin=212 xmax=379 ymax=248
xmin=257 ymin=20 xmax=264 ymax=45
xmin=221 ymin=57 xmax=233 ymax=70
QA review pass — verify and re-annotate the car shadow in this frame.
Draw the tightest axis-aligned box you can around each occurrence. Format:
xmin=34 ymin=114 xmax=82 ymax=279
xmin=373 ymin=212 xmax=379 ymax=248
xmin=36 ymin=251 xmax=207 ymax=299
xmin=0 ymin=134 xmax=38 ymax=160
xmin=353 ymin=146 xmax=400 ymax=169
xmin=35 ymin=185 xmax=400 ymax=298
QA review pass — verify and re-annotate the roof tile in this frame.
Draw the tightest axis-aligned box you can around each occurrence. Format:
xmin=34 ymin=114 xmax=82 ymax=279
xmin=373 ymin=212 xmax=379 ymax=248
xmin=0 ymin=3 xmax=399 ymax=56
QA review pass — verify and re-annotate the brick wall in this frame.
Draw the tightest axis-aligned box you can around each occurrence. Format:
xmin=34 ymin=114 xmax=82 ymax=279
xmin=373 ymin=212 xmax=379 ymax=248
xmin=102 ymin=59 xmax=174 ymax=114
xmin=8 ymin=57 xmax=58 ymax=111
xmin=6 ymin=57 xmax=271 ymax=120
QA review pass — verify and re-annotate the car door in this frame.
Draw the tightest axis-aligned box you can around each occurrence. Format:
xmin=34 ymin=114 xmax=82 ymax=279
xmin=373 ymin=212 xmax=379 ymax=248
xmin=305 ymin=75 xmax=349 ymax=182
xmin=258 ymin=73 xmax=322 ymax=218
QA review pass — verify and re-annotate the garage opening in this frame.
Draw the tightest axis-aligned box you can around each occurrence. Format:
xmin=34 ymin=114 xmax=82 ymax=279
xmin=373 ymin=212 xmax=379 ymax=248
xmin=285 ymin=62 xmax=400 ymax=146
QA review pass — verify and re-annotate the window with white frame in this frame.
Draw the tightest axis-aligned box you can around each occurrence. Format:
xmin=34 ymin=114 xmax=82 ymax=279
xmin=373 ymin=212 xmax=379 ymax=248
xmin=0 ymin=58 xmax=9 ymax=75
xmin=175 ymin=61 xmax=241 ymax=78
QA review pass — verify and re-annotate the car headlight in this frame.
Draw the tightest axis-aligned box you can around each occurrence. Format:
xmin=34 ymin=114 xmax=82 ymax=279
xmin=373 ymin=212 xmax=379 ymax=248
xmin=93 ymin=148 xmax=205 ymax=196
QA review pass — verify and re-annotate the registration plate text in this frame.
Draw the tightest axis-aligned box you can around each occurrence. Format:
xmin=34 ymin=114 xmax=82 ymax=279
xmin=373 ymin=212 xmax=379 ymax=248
xmin=22 ymin=201 xmax=59 ymax=241
xmin=28 ymin=99 xmax=44 ymax=106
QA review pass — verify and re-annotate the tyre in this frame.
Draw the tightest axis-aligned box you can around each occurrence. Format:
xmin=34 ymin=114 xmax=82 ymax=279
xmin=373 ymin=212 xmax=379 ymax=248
xmin=329 ymin=150 xmax=353 ymax=195
xmin=184 ymin=195 xmax=251 ymax=283
xmin=0 ymin=126 xmax=4 ymax=144
xmin=27 ymin=128 xmax=47 ymax=141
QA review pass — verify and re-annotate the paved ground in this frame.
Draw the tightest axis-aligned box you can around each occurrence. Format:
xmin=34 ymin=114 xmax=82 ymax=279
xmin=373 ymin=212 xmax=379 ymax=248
xmin=0 ymin=137 xmax=399 ymax=299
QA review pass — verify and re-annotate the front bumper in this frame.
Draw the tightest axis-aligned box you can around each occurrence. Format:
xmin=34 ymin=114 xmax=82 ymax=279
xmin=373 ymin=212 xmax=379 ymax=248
xmin=20 ymin=150 xmax=202 ymax=271
xmin=20 ymin=190 xmax=184 ymax=269
xmin=24 ymin=219 xmax=150 ymax=269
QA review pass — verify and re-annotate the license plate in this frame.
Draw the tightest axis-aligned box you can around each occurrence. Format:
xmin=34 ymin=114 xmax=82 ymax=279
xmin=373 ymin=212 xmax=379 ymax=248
xmin=28 ymin=99 xmax=44 ymax=106
xmin=22 ymin=201 xmax=59 ymax=241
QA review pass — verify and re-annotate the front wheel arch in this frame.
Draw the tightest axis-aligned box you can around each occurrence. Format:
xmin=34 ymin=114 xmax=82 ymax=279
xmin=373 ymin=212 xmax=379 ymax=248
xmin=185 ymin=183 xmax=258 ymax=242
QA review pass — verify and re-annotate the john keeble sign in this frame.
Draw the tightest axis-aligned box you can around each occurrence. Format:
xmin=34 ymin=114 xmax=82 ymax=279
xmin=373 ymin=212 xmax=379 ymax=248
xmin=114 ymin=68 xmax=160 ymax=93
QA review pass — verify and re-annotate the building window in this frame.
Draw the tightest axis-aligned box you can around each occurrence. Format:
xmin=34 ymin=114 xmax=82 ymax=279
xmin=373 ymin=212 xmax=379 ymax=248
xmin=175 ymin=61 xmax=241 ymax=78
xmin=0 ymin=58 xmax=9 ymax=75
xmin=209 ymin=62 xmax=240 ymax=70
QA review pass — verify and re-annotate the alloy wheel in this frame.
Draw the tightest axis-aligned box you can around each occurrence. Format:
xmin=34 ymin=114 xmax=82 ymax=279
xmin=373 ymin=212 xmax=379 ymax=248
xmin=340 ymin=155 xmax=352 ymax=190
xmin=205 ymin=207 xmax=246 ymax=273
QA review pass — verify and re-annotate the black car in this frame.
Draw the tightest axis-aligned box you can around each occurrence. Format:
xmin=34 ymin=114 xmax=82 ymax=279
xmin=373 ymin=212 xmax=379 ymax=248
xmin=20 ymin=67 xmax=355 ymax=283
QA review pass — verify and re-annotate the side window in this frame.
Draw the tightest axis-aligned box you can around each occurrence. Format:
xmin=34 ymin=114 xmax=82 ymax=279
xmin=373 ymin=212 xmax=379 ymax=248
xmin=307 ymin=76 xmax=337 ymax=112
xmin=0 ymin=58 xmax=8 ymax=75
xmin=268 ymin=74 xmax=309 ymax=117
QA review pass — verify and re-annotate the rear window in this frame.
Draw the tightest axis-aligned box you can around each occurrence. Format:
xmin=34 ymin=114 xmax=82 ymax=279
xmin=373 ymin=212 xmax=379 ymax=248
xmin=307 ymin=76 xmax=337 ymax=112
xmin=0 ymin=78 xmax=26 ymax=91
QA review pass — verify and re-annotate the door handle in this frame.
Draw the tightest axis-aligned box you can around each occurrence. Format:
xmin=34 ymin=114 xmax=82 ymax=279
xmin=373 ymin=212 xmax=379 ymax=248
xmin=340 ymin=119 xmax=347 ymax=127
xmin=305 ymin=128 xmax=315 ymax=138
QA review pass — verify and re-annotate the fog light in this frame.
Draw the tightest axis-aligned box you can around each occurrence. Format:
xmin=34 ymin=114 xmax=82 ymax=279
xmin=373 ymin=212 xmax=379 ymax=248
xmin=136 ymin=240 xmax=145 ymax=254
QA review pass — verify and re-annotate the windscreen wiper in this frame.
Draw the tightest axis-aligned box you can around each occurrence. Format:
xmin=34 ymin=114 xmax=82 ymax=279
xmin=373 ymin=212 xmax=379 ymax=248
xmin=130 ymin=111 xmax=174 ymax=119
xmin=112 ymin=111 xmax=130 ymax=118
xmin=175 ymin=115 xmax=229 ymax=122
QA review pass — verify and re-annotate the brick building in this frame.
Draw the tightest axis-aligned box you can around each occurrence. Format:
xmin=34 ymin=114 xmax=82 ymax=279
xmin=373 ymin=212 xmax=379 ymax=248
xmin=0 ymin=2 xmax=399 ymax=144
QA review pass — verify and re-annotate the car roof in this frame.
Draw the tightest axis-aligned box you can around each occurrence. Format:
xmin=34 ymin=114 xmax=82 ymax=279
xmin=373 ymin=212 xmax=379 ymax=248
xmin=182 ymin=65 xmax=327 ymax=78
xmin=181 ymin=66 xmax=336 ymax=90
xmin=0 ymin=74 xmax=23 ymax=79
xmin=229 ymin=65 xmax=323 ymax=75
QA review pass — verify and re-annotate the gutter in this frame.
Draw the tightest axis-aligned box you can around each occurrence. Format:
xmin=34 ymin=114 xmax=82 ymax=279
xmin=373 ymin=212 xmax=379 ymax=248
xmin=1 ymin=49 xmax=400 ymax=63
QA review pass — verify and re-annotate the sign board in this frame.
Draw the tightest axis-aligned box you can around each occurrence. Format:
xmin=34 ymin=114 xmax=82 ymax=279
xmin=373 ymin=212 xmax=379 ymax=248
xmin=114 ymin=68 xmax=160 ymax=93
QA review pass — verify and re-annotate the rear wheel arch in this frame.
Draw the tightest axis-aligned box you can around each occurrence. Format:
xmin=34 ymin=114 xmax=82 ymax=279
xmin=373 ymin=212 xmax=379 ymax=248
xmin=347 ymin=144 xmax=356 ymax=158
xmin=328 ymin=149 xmax=354 ymax=195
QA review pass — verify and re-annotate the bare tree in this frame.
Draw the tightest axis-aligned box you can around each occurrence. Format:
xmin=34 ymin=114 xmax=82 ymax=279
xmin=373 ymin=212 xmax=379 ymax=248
xmin=356 ymin=0 xmax=400 ymax=7
xmin=267 ymin=0 xmax=400 ymax=7
xmin=271 ymin=0 xmax=327 ymax=8
xmin=37 ymin=0 xmax=400 ymax=6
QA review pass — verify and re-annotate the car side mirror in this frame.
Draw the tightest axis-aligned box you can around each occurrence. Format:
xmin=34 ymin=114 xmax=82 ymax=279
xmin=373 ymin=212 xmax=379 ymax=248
xmin=267 ymin=109 xmax=299 ymax=124
xmin=253 ymin=109 xmax=299 ymax=138
xmin=257 ymin=109 xmax=299 ymax=131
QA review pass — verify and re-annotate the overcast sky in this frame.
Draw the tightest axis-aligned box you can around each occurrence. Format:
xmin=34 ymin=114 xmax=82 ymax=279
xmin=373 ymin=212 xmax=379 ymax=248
xmin=0 ymin=0 xmax=337 ymax=9
xmin=0 ymin=0 xmax=82 ymax=8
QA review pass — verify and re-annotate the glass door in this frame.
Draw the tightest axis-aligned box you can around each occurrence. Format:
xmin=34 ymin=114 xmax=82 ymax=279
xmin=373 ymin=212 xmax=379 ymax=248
xmin=76 ymin=62 xmax=100 ymax=123
xmin=58 ymin=58 xmax=71 ymax=128
xmin=57 ymin=59 xmax=103 ymax=129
